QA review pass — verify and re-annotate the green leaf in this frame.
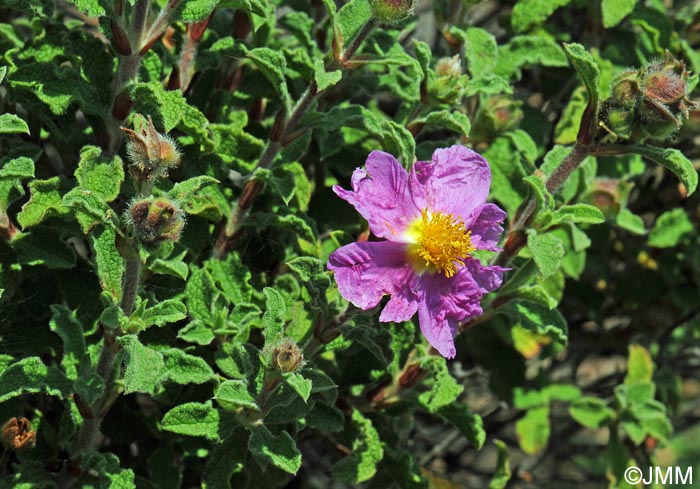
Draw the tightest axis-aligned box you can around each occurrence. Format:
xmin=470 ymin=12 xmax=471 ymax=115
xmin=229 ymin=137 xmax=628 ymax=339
xmin=632 ymin=145 xmax=698 ymax=196
xmin=75 ymin=146 xmax=124 ymax=202
xmin=287 ymin=256 xmax=330 ymax=312
xmin=91 ymin=226 xmax=124 ymax=300
xmin=625 ymin=344 xmax=653 ymax=384
xmin=262 ymin=287 xmax=286 ymax=342
xmin=616 ymin=208 xmax=646 ymax=235
xmin=570 ymin=397 xmax=615 ymax=429
xmin=488 ymin=440 xmax=512 ymax=489
xmin=82 ymin=452 xmax=135 ymax=489
xmin=159 ymin=348 xmax=216 ymax=385
xmin=179 ymin=0 xmax=219 ymax=22
xmin=118 ymin=335 xmax=165 ymax=395
xmin=648 ymin=208 xmax=694 ymax=248
xmin=133 ymin=83 xmax=188 ymax=132
xmin=167 ymin=176 xmax=219 ymax=205
xmin=14 ymin=226 xmax=76 ymax=269
xmin=0 ymin=113 xmax=29 ymax=134
xmin=335 ymin=0 xmax=373 ymax=48
xmin=463 ymin=27 xmax=497 ymax=74
xmin=177 ymin=320 xmax=215 ymax=345
xmin=516 ymin=406 xmax=550 ymax=454
xmin=417 ymin=356 xmax=464 ymax=413
xmin=219 ymin=0 xmax=269 ymax=17
xmin=412 ymin=110 xmax=470 ymax=137
xmin=246 ymin=48 xmax=291 ymax=110
xmin=527 ymin=230 xmax=565 ymax=277
xmin=62 ymin=188 xmax=118 ymax=234
xmin=204 ymin=254 xmax=253 ymax=305
xmin=495 ymin=35 xmax=568 ymax=80
xmin=248 ymin=426 xmax=302 ymax=475
xmin=602 ymin=0 xmax=638 ymax=28
xmin=215 ymin=379 xmax=258 ymax=410
xmin=562 ymin=43 xmax=600 ymax=128
xmin=332 ymin=410 xmax=384 ymax=483
xmin=511 ymin=0 xmax=572 ymax=33
xmin=314 ymin=59 xmax=342 ymax=92
xmin=202 ymin=430 xmax=247 ymax=489
xmin=142 ymin=299 xmax=188 ymax=328
xmin=551 ymin=204 xmax=605 ymax=225
xmin=0 ymin=356 xmax=72 ymax=402
xmin=17 ymin=177 xmax=65 ymax=228
xmin=74 ymin=370 xmax=106 ymax=406
xmin=437 ymin=402 xmax=485 ymax=449
xmin=48 ymin=305 xmax=85 ymax=380
xmin=162 ymin=402 xmax=225 ymax=441
xmin=500 ymin=300 xmax=568 ymax=345
xmin=283 ymin=372 xmax=312 ymax=402
xmin=65 ymin=0 xmax=105 ymax=17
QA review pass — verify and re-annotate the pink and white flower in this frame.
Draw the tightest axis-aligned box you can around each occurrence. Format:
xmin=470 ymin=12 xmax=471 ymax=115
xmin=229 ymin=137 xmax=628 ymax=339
xmin=328 ymin=145 xmax=507 ymax=358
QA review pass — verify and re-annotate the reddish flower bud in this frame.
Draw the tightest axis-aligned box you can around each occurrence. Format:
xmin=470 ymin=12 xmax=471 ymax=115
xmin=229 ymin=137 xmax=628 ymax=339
xmin=369 ymin=0 xmax=416 ymax=24
xmin=110 ymin=19 xmax=132 ymax=56
xmin=127 ymin=197 xmax=185 ymax=246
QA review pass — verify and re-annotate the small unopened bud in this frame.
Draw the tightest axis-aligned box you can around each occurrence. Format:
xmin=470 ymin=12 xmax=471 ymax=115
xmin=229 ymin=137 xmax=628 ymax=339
xmin=121 ymin=115 xmax=181 ymax=183
xmin=398 ymin=363 xmax=426 ymax=389
xmin=127 ymin=196 xmax=185 ymax=246
xmin=435 ymin=55 xmax=461 ymax=78
xmin=264 ymin=338 xmax=305 ymax=373
xmin=369 ymin=0 xmax=416 ymax=24
xmin=581 ymin=178 xmax=627 ymax=217
xmin=2 ymin=417 xmax=36 ymax=451
xmin=112 ymin=89 xmax=133 ymax=120
xmin=503 ymin=229 xmax=527 ymax=258
xmin=472 ymin=96 xmax=524 ymax=140
xmin=110 ymin=20 xmax=132 ymax=56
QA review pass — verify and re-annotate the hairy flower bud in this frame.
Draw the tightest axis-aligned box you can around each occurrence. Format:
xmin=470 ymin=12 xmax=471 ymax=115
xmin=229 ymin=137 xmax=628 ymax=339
xmin=127 ymin=196 xmax=185 ymax=246
xmin=273 ymin=341 xmax=304 ymax=373
xmin=472 ymin=95 xmax=524 ymax=140
xmin=369 ymin=0 xmax=416 ymax=24
xmin=428 ymin=56 xmax=468 ymax=104
xmin=121 ymin=115 xmax=181 ymax=183
xmin=599 ymin=51 xmax=697 ymax=142
xmin=2 ymin=417 xmax=35 ymax=451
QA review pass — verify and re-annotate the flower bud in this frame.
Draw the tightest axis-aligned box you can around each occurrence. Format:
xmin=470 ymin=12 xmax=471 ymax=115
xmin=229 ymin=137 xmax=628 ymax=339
xmin=2 ymin=417 xmax=35 ymax=451
xmin=271 ymin=340 xmax=305 ymax=373
xmin=121 ymin=115 xmax=181 ymax=183
xmin=472 ymin=95 xmax=524 ymax=139
xmin=369 ymin=0 xmax=416 ymax=24
xmin=428 ymin=57 xmax=468 ymax=104
xmin=127 ymin=196 xmax=185 ymax=246
xmin=599 ymin=51 xmax=697 ymax=142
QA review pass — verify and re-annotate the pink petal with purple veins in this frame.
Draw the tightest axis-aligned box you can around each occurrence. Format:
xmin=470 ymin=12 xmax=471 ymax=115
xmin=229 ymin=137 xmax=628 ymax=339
xmin=417 ymin=269 xmax=486 ymax=358
xmin=413 ymin=145 xmax=491 ymax=220
xmin=464 ymin=259 xmax=508 ymax=294
xmin=466 ymin=203 xmax=507 ymax=251
xmin=327 ymin=241 xmax=414 ymax=310
xmin=333 ymin=151 xmax=424 ymax=240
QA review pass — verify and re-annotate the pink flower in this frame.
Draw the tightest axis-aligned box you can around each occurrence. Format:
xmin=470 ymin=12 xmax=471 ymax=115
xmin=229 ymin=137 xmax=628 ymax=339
xmin=327 ymin=145 xmax=508 ymax=359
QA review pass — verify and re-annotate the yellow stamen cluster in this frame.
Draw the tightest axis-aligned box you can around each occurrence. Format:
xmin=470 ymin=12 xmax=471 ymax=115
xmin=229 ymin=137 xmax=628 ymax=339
xmin=407 ymin=209 xmax=475 ymax=277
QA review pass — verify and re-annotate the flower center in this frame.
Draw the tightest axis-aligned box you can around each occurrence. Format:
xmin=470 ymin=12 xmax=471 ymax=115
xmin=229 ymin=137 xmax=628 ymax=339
xmin=406 ymin=209 xmax=475 ymax=277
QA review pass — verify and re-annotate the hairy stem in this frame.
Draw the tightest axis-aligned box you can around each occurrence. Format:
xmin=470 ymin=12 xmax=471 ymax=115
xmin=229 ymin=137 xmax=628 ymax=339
xmin=491 ymin=144 xmax=591 ymax=266
xmin=212 ymin=21 xmax=375 ymax=259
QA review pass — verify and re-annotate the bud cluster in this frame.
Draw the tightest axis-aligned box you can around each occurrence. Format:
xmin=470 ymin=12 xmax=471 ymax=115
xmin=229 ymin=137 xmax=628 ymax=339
xmin=121 ymin=116 xmax=181 ymax=184
xmin=264 ymin=337 xmax=305 ymax=373
xmin=599 ymin=51 xmax=697 ymax=142
xmin=127 ymin=196 xmax=185 ymax=247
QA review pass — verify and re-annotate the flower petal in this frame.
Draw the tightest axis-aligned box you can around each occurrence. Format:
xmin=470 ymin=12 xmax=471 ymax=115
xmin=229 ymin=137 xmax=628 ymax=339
xmin=467 ymin=203 xmax=507 ymax=251
xmin=464 ymin=258 xmax=508 ymax=294
xmin=379 ymin=275 xmax=419 ymax=323
xmin=413 ymin=145 xmax=491 ymax=221
xmin=333 ymin=151 xmax=423 ymax=240
xmin=327 ymin=241 xmax=415 ymax=310
xmin=416 ymin=269 xmax=486 ymax=358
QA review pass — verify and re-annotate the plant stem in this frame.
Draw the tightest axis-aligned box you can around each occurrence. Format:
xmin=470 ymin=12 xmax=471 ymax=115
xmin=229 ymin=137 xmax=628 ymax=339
xmin=491 ymin=144 xmax=591 ymax=266
xmin=212 ymin=21 xmax=375 ymax=259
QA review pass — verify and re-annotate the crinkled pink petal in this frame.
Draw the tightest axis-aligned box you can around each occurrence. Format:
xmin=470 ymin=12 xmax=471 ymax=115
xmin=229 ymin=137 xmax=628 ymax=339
xmin=466 ymin=203 xmax=507 ymax=251
xmin=333 ymin=151 xmax=424 ymax=240
xmin=416 ymin=268 xmax=485 ymax=358
xmin=413 ymin=145 xmax=491 ymax=221
xmin=464 ymin=258 xmax=508 ymax=294
xmin=327 ymin=241 xmax=415 ymax=311
xmin=379 ymin=274 xmax=420 ymax=323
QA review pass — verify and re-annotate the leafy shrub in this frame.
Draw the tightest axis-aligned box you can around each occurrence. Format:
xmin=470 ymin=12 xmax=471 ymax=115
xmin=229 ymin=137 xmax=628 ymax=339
xmin=0 ymin=0 xmax=699 ymax=487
